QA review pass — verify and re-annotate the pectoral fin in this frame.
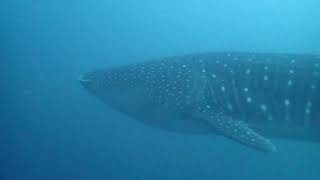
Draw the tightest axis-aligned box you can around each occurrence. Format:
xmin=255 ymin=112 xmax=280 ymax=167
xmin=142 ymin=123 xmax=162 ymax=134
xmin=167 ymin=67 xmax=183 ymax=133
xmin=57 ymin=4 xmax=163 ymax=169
xmin=196 ymin=112 xmax=277 ymax=152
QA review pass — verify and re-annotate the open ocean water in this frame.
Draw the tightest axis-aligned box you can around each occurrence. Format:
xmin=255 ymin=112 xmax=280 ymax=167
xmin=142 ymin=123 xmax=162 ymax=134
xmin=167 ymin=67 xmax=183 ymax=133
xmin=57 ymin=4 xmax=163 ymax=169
xmin=2 ymin=0 xmax=320 ymax=179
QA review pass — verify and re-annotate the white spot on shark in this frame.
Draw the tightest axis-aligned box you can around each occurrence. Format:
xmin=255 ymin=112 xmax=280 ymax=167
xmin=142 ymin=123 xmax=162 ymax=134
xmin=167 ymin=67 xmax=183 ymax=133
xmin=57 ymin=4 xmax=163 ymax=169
xmin=268 ymin=115 xmax=273 ymax=121
xmin=260 ymin=104 xmax=267 ymax=112
xmin=227 ymin=103 xmax=233 ymax=110
xmin=307 ymin=101 xmax=312 ymax=107
xmin=284 ymin=99 xmax=290 ymax=107
xmin=305 ymin=108 xmax=311 ymax=115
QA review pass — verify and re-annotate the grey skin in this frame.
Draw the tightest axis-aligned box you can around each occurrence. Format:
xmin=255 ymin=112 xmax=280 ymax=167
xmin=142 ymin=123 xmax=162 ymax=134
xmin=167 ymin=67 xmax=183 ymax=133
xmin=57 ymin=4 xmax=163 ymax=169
xmin=80 ymin=52 xmax=320 ymax=152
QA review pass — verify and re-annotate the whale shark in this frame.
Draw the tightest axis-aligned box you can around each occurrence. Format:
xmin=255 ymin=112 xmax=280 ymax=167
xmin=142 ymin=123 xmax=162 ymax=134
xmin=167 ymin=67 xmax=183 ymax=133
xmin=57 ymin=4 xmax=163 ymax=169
xmin=80 ymin=52 xmax=320 ymax=152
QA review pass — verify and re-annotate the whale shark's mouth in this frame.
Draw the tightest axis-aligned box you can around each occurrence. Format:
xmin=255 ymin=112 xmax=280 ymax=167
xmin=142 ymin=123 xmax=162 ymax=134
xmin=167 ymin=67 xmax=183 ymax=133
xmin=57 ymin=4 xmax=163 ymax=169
xmin=78 ymin=74 xmax=92 ymax=83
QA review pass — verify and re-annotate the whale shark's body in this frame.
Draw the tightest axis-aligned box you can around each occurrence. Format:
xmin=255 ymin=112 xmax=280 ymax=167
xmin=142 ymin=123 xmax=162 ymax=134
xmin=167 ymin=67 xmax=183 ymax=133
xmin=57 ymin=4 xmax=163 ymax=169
xmin=80 ymin=52 xmax=320 ymax=152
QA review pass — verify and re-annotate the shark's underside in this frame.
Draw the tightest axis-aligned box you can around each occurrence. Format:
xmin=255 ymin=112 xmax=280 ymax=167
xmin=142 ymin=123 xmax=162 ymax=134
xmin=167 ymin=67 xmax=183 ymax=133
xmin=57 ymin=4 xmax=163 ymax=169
xmin=80 ymin=52 xmax=320 ymax=152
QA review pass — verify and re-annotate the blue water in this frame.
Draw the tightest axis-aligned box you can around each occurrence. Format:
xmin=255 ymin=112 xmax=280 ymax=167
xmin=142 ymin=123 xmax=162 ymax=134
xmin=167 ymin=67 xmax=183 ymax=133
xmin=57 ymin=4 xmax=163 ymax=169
xmin=2 ymin=0 xmax=320 ymax=179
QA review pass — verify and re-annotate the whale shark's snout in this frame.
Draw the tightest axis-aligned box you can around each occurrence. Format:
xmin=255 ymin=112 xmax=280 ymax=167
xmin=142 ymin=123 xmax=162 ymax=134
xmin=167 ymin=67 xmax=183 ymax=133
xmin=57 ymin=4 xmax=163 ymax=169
xmin=79 ymin=71 xmax=105 ymax=93
xmin=79 ymin=73 xmax=94 ymax=91
xmin=79 ymin=69 xmax=127 ymax=96
xmin=79 ymin=73 xmax=93 ymax=84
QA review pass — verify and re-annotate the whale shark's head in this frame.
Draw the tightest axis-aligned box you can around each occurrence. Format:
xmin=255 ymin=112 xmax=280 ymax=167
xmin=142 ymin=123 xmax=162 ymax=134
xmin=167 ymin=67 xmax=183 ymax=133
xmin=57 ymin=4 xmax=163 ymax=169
xmin=79 ymin=68 xmax=151 ymax=112
xmin=79 ymin=70 xmax=109 ymax=95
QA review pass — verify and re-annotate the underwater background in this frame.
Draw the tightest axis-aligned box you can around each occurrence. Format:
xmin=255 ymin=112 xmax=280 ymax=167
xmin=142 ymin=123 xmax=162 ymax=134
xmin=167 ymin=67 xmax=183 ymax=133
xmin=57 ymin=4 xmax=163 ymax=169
xmin=2 ymin=0 xmax=320 ymax=179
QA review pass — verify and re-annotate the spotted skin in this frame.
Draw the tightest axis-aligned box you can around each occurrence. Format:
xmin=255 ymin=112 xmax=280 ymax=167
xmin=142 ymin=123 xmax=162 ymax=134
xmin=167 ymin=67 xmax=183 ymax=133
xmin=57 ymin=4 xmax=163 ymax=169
xmin=80 ymin=52 xmax=320 ymax=152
